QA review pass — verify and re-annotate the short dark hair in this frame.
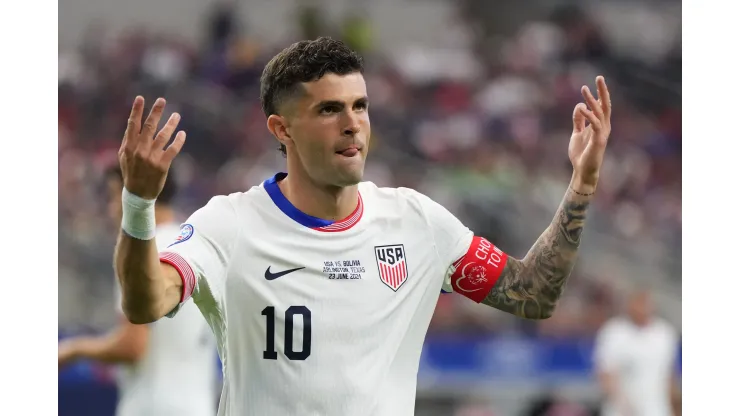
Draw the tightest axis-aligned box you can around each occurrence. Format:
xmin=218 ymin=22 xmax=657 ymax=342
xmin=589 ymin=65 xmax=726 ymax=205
xmin=259 ymin=37 xmax=365 ymax=155
xmin=104 ymin=165 xmax=178 ymax=205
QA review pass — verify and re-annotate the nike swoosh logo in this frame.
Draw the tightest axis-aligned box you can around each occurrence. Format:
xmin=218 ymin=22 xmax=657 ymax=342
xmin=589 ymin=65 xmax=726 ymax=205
xmin=264 ymin=266 xmax=305 ymax=281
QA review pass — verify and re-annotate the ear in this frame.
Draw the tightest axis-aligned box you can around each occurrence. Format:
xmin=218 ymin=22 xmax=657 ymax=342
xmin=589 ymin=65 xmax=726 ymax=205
xmin=266 ymin=114 xmax=292 ymax=149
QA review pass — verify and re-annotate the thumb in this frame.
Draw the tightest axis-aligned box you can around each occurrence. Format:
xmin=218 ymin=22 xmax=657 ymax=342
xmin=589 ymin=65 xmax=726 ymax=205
xmin=573 ymin=103 xmax=587 ymax=133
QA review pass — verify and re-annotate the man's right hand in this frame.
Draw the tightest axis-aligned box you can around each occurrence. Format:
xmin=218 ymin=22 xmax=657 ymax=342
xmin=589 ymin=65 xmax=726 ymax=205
xmin=119 ymin=97 xmax=186 ymax=200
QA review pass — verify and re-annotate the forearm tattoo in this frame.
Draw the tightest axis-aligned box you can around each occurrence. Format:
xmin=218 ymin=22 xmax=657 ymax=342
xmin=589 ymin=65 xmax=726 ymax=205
xmin=481 ymin=189 xmax=590 ymax=319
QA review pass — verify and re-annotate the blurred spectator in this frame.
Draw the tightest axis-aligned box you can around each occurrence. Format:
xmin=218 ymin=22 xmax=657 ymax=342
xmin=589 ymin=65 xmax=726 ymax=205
xmin=593 ymin=290 xmax=680 ymax=416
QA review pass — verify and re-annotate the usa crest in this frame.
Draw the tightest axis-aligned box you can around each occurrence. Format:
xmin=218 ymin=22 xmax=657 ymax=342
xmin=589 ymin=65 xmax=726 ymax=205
xmin=374 ymin=244 xmax=409 ymax=291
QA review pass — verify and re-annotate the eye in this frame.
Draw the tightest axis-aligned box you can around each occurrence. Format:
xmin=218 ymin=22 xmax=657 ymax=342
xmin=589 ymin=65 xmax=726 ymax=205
xmin=354 ymin=102 xmax=368 ymax=111
xmin=319 ymin=106 xmax=339 ymax=115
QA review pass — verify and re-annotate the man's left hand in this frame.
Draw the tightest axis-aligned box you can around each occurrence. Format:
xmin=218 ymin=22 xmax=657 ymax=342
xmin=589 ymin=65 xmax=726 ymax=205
xmin=568 ymin=75 xmax=612 ymax=194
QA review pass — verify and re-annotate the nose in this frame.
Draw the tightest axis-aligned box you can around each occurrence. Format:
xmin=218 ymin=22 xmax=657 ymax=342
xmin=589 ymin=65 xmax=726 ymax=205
xmin=343 ymin=126 xmax=359 ymax=136
xmin=341 ymin=112 xmax=361 ymax=137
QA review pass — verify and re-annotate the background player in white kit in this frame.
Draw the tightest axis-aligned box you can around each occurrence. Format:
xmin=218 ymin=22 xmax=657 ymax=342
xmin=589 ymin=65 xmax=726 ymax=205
xmin=58 ymin=167 xmax=217 ymax=416
xmin=113 ymin=37 xmax=614 ymax=415
xmin=594 ymin=289 xmax=681 ymax=416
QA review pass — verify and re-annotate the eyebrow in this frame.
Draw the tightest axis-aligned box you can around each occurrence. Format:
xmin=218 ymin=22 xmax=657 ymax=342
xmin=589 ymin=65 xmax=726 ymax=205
xmin=314 ymin=96 xmax=369 ymax=110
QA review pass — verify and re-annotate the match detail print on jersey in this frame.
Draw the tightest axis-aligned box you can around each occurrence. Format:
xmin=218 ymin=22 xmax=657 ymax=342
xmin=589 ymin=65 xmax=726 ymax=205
xmin=374 ymin=244 xmax=409 ymax=291
xmin=450 ymin=236 xmax=509 ymax=303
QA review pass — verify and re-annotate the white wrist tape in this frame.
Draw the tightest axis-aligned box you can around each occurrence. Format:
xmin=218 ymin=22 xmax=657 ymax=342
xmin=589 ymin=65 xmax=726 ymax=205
xmin=121 ymin=187 xmax=157 ymax=240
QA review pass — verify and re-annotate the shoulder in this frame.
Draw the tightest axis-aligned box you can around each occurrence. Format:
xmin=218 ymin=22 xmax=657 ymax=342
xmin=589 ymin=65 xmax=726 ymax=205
xmin=652 ymin=318 xmax=679 ymax=341
xmin=597 ymin=317 xmax=630 ymax=340
xmin=173 ymin=191 xmax=255 ymax=246
xmin=220 ymin=183 xmax=278 ymax=212
xmin=359 ymin=182 xmax=470 ymax=252
xmin=156 ymin=222 xmax=182 ymax=239
xmin=192 ymin=186 xmax=266 ymax=218
xmin=359 ymin=182 xmax=437 ymax=218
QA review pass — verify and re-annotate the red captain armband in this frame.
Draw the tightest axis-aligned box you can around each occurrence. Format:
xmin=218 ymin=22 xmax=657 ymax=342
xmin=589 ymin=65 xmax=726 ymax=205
xmin=450 ymin=236 xmax=509 ymax=303
xmin=159 ymin=252 xmax=197 ymax=303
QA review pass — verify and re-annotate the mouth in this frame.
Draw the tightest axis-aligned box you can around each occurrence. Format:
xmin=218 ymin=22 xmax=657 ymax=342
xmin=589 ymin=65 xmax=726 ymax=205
xmin=335 ymin=145 xmax=362 ymax=157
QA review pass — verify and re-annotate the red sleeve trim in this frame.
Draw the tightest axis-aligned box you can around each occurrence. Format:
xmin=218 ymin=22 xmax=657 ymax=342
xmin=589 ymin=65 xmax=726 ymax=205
xmin=159 ymin=251 xmax=196 ymax=303
xmin=450 ymin=236 xmax=509 ymax=303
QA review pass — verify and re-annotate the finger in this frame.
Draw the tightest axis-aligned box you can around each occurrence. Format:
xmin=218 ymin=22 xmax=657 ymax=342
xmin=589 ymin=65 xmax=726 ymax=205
xmin=579 ymin=106 xmax=602 ymax=133
xmin=573 ymin=103 xmax=587 ymax=133
xmin=139 ymin=98 xmax=167 ymax=147
xmin=596 ymin=75 xmax=611 ymax=119
xmin=581 ymin=85 xmax=604 ymax=121
xmin=122 ymin=96 xmax=145 ymax=149
xmin=162 ymin=131 xmax=187 ymax=163
xmin=152 ymin=113 xmax=181 ymax=153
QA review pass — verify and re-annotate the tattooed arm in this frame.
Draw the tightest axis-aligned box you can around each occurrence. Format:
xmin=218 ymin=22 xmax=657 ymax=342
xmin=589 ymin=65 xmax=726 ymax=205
xmin=480 ymin=76 xmax=612 ymax=319
xmin=480 ymin=183 xmax=591 ymax=319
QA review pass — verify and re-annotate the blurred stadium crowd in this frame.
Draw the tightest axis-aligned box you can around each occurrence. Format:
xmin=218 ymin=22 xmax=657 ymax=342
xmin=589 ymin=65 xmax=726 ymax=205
xmin=59 ymin=1 xmax=680 ymax=336
xmin=58 ymin=1 xmax=680 ymax=413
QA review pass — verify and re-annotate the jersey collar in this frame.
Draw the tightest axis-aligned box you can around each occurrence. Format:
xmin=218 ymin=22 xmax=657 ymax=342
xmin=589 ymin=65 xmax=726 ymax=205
xmin=263 ymin=173 xmax=364 ymax=232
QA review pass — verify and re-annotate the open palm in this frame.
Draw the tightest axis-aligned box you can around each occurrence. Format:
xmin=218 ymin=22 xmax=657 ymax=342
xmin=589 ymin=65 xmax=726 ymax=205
xmin=568 ymin=76 xmax=612 ymax=187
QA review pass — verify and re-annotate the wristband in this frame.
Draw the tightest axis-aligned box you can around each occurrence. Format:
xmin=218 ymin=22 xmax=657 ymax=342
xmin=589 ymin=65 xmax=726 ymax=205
xmin=121 ymin=187 xmax=156 ymax=240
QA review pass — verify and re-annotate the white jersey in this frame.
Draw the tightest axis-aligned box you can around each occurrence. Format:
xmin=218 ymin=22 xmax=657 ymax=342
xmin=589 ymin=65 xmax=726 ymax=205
xmin=158 ymin=173 xmax=497 ymax=416
xmin=594 ymin=316 xmax=679 ymax=416
xmin=115 ymin=223 xmax=217 ymax=416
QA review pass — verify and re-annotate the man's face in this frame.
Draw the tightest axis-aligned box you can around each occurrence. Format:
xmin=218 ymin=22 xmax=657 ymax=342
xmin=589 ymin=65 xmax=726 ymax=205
xmin=282 ymin=72 xmax=371 ymax=187
xmin=106 ymin=176 xmax=123 ymax=227
xmin=627 ymin=291 xmax=653 ymax=326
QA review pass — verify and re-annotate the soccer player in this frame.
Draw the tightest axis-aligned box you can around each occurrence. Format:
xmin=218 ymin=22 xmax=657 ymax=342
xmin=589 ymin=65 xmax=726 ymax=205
xmin=58 ymin=166 xmax=217 ymax=416
xmin=594 ymin=289 xmax=680 ymax=416
xmin=114 ymin=37 xmax=613 ymax=415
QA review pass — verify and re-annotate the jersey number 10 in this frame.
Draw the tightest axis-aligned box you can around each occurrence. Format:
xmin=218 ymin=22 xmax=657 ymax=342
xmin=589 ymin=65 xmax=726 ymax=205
xmin=261 ymin=306 xmax=312 ymax=361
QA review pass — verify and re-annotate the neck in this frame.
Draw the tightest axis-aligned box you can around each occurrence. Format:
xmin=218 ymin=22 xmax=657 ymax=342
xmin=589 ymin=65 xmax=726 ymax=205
xmin=630 ymin=315 xmax=651 ymax=328
xmin=279 ymin=173 xmax=358 ymax=221
xmin=155 ymin=205 xmax=175 ymax=225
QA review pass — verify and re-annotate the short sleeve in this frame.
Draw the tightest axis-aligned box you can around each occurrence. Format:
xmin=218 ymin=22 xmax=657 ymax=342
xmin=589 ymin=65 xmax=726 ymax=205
xmin=414 ymin=192 xmax=474 ymax=292
xmin=158 ymin=196 xmax=238 ymax=317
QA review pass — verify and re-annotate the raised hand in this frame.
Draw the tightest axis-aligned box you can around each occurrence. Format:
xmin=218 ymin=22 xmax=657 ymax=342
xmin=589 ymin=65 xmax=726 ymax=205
xmin=118 ymin=97 xmax=186 ymax=200
xmin=568 ymin=76 xmax=612 ymax=193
